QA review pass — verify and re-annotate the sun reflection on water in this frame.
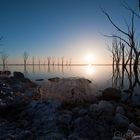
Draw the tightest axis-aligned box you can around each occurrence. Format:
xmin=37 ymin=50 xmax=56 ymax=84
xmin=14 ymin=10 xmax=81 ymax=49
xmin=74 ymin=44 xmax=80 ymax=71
xmin=85 ymin=64 xmax=95 ymax=75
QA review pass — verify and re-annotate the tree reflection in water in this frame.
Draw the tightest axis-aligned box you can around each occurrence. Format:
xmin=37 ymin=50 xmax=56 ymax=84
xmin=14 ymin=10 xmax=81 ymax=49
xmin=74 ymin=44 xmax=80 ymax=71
xmin=112 ymin=65 xmax=140 ymax=102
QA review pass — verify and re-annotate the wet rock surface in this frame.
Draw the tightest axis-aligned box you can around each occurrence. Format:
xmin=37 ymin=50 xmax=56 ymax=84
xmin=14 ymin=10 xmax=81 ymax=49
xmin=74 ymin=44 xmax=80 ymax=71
xmin=0 ymin=75 xmax=140 ymax=140
xmin=102 ymin=87 xmax=121 ymax=101
xmin=0 ymin=72 xmax=38 ymax=112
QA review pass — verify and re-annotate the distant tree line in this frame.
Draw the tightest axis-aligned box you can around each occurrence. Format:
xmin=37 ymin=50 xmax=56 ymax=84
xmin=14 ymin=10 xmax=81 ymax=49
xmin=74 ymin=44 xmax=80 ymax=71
xmin=0 ymin=49 xmax=72 ymax=71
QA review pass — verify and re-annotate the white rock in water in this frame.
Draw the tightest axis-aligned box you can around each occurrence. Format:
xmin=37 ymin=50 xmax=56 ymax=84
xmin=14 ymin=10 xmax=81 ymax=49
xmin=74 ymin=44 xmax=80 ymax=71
xmin=40 ymin=77 xmax=97 ymax=101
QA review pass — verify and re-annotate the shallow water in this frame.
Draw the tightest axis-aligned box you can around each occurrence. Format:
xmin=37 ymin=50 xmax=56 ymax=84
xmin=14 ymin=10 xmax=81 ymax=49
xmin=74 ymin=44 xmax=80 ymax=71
xmin=1 ymin=65 xmax=140 ymax=92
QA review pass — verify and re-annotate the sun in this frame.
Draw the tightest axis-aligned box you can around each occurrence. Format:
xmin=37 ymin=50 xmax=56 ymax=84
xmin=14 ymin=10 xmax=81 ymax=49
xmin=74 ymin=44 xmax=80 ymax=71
xmin=85 ymin=54 xmax=94 ymax=64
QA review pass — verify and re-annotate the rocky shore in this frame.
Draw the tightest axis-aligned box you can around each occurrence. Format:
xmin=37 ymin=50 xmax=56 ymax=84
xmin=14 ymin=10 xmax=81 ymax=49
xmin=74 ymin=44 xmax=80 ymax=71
xmin=0 ymin=72 xmax=140 ymax=140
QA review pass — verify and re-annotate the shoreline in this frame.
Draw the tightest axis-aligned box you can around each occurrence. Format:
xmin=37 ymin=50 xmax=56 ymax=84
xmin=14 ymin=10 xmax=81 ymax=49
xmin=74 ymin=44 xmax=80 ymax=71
xmin=0 ymin=72 xmax=140 ymax=140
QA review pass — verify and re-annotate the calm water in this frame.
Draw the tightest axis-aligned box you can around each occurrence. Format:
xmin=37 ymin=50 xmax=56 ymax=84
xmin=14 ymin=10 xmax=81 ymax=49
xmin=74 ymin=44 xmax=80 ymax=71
xmin=1 ymin=65 xmax=140 ymax=92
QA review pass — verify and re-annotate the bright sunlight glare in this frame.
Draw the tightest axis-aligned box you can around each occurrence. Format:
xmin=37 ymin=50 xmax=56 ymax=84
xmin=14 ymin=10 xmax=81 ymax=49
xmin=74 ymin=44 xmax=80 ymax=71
xmin=85 ymin=54 xmax=94 ymax=64
xmin=85 ymin=64 xmax=95 ymax=75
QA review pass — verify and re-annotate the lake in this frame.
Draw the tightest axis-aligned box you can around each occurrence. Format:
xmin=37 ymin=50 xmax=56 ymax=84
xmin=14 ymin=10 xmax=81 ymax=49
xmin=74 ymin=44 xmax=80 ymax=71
xmin=1 ymin=65 xmax=140 ymax=93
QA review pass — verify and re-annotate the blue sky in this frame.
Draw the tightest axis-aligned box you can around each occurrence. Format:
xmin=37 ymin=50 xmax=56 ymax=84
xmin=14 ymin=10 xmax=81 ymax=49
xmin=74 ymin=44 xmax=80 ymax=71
xmin=0 ymin=0 xmax=139 ymax=64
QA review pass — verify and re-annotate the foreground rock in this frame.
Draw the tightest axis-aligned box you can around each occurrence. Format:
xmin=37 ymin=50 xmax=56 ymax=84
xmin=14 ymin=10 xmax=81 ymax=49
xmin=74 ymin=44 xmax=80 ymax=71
xmin=0 ymin=103 xmax=140 ymax=140
xmin=40 ymin=77 xmax=97 ymax=105
xmin=0 ymin=76 xmax=140 ymax=140
xmin=0 ymin=72 xmax=38 ymax=112
xmin=102 ymin=87 xmax=121 ymax=101
xmin=13 ymin=71 xmax=25 ymax=79
xmin=0 ymin=70 xmax=11 ymax=75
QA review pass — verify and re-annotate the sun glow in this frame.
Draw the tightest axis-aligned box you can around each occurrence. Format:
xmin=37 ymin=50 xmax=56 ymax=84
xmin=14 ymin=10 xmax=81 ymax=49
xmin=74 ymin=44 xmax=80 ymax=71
xmin=85 ymin=54 xmax=94 ymax=64
xmin=85 ymin=64 xmax=95 ymax=75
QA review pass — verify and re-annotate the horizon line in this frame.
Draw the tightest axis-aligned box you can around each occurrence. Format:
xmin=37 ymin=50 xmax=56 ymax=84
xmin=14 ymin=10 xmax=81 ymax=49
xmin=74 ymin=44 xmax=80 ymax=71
xmin=0 ymin=63 xmax=139 ymax=66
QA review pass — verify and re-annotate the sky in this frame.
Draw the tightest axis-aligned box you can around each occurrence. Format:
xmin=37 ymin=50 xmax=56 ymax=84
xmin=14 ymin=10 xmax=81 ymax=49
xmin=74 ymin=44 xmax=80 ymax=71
xmin=0 ymin=0 xmax=139 ymax=64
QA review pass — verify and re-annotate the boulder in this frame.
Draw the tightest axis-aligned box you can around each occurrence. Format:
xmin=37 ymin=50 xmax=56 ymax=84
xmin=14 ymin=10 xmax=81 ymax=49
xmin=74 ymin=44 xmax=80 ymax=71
xmin=129 ymin=123 xmax=140 ymax=134
xmin=0 ymin=71 xmax=11 ymax=75
xmin=40 ymin=132 xmax=66 ymax=140
xmin=89 ymin=101 xmax=114 ymax=122
xmin=102 ymin=87 xmax=121 ymax=101
xmin=98 ymin=100 xmax=114 ymax=114
xmin=40 ymin=77 xmax=97 ymax=103
xmin=131 ymin=94 xmax=140 ymax=106
xmin=116 ymin=106 xmax=125 ymax=115
xmin=114 ymin=113 xmax=129 ymax=129
xmin=15 ymin=130 xmax=33 ymax=140
xmin=77 ymin=108 xmax=88 ymax=116
xmin=89 ymin=104 xmax=98 ymax=112
xmin=47 ymin=100 xmax=62 ymax=110
xmin=68 ymin=133 xmax=81 ymax=140
xmin=13 ymin=72 xmax=25 ymax=79
xmin=97 ymin=101 xmax=114 ymax=122
xmin=72 ymin=106 xmax=88 ymax=116
xmin=72 ymin=115 xmax=96 ymax=138
xmin=57 ymin=113 xmax=72 ymax=126
xmin=72 ymin=106 xmax=83 ymax=114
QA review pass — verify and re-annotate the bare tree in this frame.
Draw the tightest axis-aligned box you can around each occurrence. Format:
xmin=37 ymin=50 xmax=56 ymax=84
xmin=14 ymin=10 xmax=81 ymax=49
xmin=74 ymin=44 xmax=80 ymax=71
xmin=43 ymin=59 xmax=46 ymax=65
xmin=61 ymin=56 xmax=64 ymax=66
xmin=108 ymin=38 xmax=122 ymax=72
xmin=66 ymin=60 xmax=68 ymax=66
xmin=102 ymin=4 xmax=140 ymax=70
xmin=32 ymin=56 xmax=35 ymax=73
xmin=23 ymin=51 xmax=29 ymax=73
xmin=32 ymin=56 xmax=35 ymax=65
xmin=69 ymin=58 xmax=72 ymax=66
xmin=23 ymin=51 xmax=29 ymax=66
xmin=1 ymin=52 xmax=8 ymax=71
xmin=57 ymin=57 xmax=60 ymax=66
xmin=103 ymin=1 xmax=140 ymax=91
xmin=47 ymin=57 xmax=51 ymax=66
xmin=38 ymin=58 xmax=40 ymax=66
xmin=138 ymin=0 xmax=140 ymax=11
xmin=52 ymin=57 xmax=55 ymax=66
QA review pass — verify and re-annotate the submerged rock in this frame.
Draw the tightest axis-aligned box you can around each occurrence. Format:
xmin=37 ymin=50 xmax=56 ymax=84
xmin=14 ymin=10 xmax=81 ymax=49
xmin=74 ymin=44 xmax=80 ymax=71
xmin=48 ymin=77 xmax=60 ymax=82
xmin=116 ymin=106 xmax=125 ymax=115
xmin=13 ymin=72 xmax=25 ymax=79
xmin=35 ymin=79 xmax=44 ymax=81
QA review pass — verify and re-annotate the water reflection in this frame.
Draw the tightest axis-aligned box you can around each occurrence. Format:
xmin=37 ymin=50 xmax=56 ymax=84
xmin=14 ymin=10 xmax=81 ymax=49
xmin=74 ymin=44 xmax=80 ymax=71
xmin=1 ymin=64 xmax=140 ymax=93
xmin=111 ymin=65 xmax=140 ymax=94
xmin=1 ymin=65 xmax=111 ymax=87
xmin=85 ymin=65 xmax=95 ymax=75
